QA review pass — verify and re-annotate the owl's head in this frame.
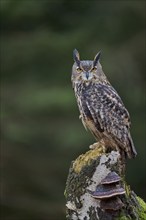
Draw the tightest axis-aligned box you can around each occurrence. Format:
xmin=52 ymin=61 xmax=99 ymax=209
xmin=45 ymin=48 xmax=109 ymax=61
xmin=72 ymin=49 xmax=104 ymax=84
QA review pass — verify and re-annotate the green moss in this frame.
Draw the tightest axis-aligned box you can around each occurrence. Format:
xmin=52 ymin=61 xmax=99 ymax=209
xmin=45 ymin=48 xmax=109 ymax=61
xmin=124 ymin=184 xmax=131 ymax=197
xmin=118 ymin=217 xmax=130 ymax=220
xmin=64 ymin=189 xmax=67 ymax=198
xmin=137 ymin=197 xmax=146 ymax=220
xmin=115 ymin=209 xmax=131 ymax=220
xmin=116 ymin=196 xmax=146 ymax=220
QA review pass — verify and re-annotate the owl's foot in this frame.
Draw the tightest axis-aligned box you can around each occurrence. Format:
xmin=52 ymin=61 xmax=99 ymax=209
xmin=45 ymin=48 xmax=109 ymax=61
xmin=89 ymin=140 xmax=106 ymax=153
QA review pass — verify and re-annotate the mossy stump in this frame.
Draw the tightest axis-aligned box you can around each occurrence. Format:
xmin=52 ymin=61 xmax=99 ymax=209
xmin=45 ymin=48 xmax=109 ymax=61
xmin=65 ymin=142 xmax=146 ymax=220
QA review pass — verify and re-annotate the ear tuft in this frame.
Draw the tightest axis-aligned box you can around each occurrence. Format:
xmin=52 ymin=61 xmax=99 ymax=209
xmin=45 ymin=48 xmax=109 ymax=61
xmin=73 ymin=49 xmax=80 ymax=66
xmin=93 ymin=51 xmax=101 ymax=66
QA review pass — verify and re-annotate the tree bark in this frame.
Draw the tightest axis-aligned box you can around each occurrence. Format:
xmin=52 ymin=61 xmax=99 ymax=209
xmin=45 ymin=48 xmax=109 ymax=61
xmin=65 ymin=142 xmax=146 ymax=220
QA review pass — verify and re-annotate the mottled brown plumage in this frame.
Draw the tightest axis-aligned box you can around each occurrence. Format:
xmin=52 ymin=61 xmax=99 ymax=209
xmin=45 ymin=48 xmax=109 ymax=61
xmin=71 ymin=49 xmax=137 ymax=159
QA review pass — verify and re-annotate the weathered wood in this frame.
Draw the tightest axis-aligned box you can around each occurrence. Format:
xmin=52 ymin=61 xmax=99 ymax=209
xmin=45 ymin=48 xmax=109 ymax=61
xmin=65 ymin=142 xmax=146 ymax=220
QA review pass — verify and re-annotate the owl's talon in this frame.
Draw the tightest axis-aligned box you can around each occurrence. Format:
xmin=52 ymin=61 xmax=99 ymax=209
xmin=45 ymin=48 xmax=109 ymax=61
xmin=89 ymin=143 xmax=96 ymax=149
xmin=89 ymin=141 xmax=106 ymax=155
xmin=89 ymin=142 xmax=102 ymax=150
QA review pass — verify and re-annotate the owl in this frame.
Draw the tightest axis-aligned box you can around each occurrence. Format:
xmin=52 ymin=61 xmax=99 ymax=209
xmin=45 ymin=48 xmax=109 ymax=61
xmin=71 ymin=49 xmax=137 ymax=159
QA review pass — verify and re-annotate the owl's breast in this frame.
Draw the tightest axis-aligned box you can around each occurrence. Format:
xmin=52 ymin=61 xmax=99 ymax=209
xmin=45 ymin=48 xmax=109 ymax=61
xmin=74 ymin=82 xmax=97 ymax=119
xmin=75 ymin=83 xmax=103 ymax=134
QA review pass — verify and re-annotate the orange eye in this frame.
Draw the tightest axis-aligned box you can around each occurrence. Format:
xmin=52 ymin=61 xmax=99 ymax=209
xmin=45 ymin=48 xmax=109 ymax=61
xmin=92 ymin=66 xmax=97 ymax=71
xmin=76 ymin=67 xmax=82 ymax=72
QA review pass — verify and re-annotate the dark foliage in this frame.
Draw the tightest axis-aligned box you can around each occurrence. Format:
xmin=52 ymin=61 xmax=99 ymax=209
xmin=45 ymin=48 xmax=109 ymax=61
xmin=1 ymin=1 xmax=146 ymax=219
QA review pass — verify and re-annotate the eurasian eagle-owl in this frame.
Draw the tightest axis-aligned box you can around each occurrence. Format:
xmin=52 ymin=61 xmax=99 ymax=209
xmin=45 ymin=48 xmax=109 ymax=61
xmin=71 ymin=49 xmax=137 ymax=159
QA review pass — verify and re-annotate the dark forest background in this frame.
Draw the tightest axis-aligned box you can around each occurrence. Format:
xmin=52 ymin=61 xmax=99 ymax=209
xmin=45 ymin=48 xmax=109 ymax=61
xmin=1 ymin=1 xmax=146 ymax=220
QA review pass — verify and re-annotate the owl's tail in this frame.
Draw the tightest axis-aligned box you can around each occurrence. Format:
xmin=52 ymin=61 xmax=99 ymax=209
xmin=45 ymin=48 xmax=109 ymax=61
xmin=127 ymin=134 xmax=137 ymax=159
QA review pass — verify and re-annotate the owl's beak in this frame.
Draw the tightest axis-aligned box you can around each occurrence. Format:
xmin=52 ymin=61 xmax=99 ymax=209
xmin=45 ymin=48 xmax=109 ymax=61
xmin=82 ymin=72 xmax=93 ymax=81
xmin=85 ymin=72 xmax=90 ymax=79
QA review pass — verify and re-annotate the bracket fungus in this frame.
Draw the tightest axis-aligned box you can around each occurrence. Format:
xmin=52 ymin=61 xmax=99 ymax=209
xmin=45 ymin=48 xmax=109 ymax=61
xmin=90 ymin=171 xmax=125 ymax=211
xmin=100 ymin=171 xmax=121 ymax=185
xmin=100 ymin=197 xmax=124 ymax=211
xmin=91 ymin=184 xmax=125 ymax=199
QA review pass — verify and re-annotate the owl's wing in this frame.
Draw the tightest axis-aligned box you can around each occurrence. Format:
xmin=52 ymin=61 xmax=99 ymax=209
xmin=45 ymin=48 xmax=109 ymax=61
xmin=85 ymin=83 xmax=131 ymax=146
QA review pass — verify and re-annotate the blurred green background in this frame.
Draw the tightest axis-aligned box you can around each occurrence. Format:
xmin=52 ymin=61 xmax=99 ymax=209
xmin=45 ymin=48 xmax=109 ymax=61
xmin=1 ymin=0 xmax=146 ymax=219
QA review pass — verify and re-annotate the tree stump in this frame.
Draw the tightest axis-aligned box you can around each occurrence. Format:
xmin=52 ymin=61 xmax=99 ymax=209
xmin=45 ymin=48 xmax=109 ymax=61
xmin=65 ymin=142 xmax=146 ymax=220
